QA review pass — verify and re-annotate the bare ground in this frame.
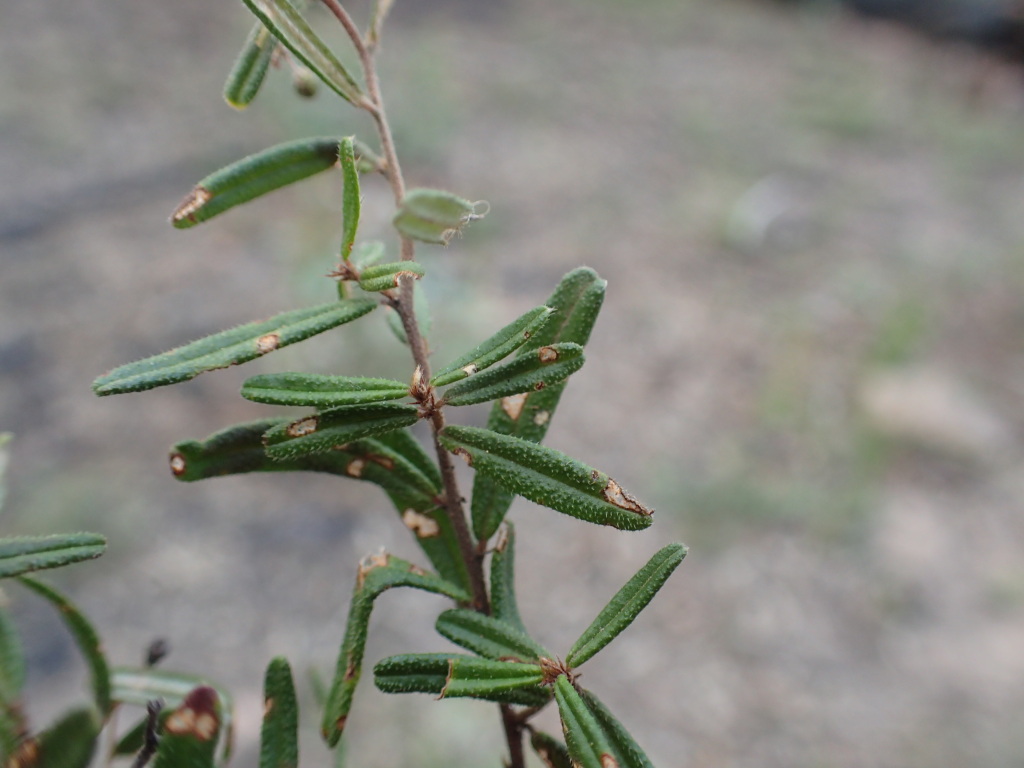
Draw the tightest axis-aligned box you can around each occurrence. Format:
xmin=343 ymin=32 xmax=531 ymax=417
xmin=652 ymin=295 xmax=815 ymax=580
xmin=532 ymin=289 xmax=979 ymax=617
xmin=3 ymin=0 xmax=1024 ymax=765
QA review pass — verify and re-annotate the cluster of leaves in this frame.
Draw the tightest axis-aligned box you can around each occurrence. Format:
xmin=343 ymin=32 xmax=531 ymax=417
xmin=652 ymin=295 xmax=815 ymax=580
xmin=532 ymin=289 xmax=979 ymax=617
xmin=1 ymin=1 xmax=686 ymax=766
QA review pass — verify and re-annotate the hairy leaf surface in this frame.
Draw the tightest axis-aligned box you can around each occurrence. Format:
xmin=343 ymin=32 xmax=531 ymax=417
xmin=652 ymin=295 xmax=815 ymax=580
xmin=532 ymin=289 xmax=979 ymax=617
xmin=171 ymin=137 xmax=343 ymax=228
xmin=441 ymin=426 xmax=653 ymax=531
xmin=321 ymin=554 xmax=470 ymax=746
xmin=94 ymin=299 xmax=376 ymax=395
xmin=0 ymin=533 xmax=105 ymax=578
xmin=566 ymin=543 xmax=685 ymax=667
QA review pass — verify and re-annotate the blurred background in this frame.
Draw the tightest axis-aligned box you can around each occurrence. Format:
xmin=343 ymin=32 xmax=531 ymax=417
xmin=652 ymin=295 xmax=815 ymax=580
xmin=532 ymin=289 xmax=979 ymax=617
xmin=3 ymin=0 xmax=1024 ymax=765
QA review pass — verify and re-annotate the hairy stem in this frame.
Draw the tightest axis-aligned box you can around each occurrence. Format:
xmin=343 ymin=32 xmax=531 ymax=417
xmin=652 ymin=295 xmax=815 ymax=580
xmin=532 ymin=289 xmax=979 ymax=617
xmin=320 ymin=0 xmax=490 ymax=610
xmin=321 ymin=3 xmax=521 ymax=761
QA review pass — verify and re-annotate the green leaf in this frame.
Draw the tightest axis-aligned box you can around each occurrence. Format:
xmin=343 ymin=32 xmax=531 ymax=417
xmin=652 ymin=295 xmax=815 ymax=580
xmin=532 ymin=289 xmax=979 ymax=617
xmin=339 ymin=136 xmax=360 ymax=261
xmin=440 ymin=426 xmax=653 ymax=531
xmin=0 ymin=609 xmax=26 ymax=757
xmin=94 ymin=299 xmax=376 ymax=395
xmin=430 ymin=306 xmax=553 ymax=387
xmin=321 ymin=553 xmax=470 ymax=746
xmin=530 ymin=730 xmax=574 ymax=768
xmin=7 ymin=707 xmax=101 ymax=768
xmin=262 ymin=403 xmax=420 ymax=460
xmin=566 ymin=543 xmax=685 ymax=667
xmin=152 ymin=687 xmax=221 ymax=768
xmin=489 ymin=523 xmax=526 ymax=634
xmin=224 ymin=23 xmax=277 ymax=109
xmin=110 ymin=667 xmax=234 ymax=763
xmin=435 ymin=609 xmax=549 ymax=662
xmin=242 ymin=373 xmax=409 ymax=408
xmin=171 ymin=137 xmax=344 ymax=228
xmin=472 ymin=268 xmax=606 ymax=540
xmin=372 ymin=654 xmax=549 ymax=706
xmin=0 ymin=533 xmax=105 ymax=579
xmin=442 ymin=342 xmax=585 ymax=407
xmin=553 ymin=676 xmax=615 ymax=768
xmin=240 ymin=0 xmax=364 ymax=105
xmin=392 ymin=188 xmax=483 ymax=245
xmin=579 ymin=689 xmax=655 ymax=768
xmin=386 ymin=280 xmax=431 ymax=345
xmin=18 ymin=577 xmax=111 ymax=715
xmin=357 ymin=261 xmax=425 ymax=293
xmin=260 ymin=658 xmax=299 ymax=768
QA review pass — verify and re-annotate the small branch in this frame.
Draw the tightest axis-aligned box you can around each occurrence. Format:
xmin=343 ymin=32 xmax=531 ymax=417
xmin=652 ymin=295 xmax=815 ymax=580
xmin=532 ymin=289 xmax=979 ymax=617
xmin=500 ymin=705 xmax=526 ymax=768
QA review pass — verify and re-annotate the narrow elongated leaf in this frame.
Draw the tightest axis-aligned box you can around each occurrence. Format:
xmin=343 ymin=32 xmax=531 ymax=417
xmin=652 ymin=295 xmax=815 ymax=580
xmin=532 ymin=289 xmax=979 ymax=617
xmin=392 ymin=188 xmax=482 ymax=245
xmin=339 ymin=136 xmax=360 ymax=261
xmin=242 ymin=373 xmax=408 ymax=408
xmin=472 ymin=268 xmax=607 ymax=540
xmin=240 ymin=0 xmax=364 ymax=104
xmin=321 ymin=553 xmax=470 ymax=746
xmin=358 ymin=261 xmax=425 ymax=293
xmin=441 ymin=656 xmax=545 ymax=699
xmin=441 ymin=426 xmax=653 ymax=531
xmin=554 ymin=676 xmax=616 ymax=768
xmin=530 ymin=730 xmax=574 ymax=768
xmin=5 ymin=707 xmax=101 ymax=768
xmin=169 ymin=422 xmax=463 ymax=591
xmin=566 ymin=543 xmax=685 ymax=667
xmin=94 ymin=299 xmax=376 ymax=395
xmin=152 ymin=687 xmax=221 ymax=768
xmin=224 ymin=23 xmax=277 ymax=109
xmin=489 ymin=524 xmax=526 ymax=634
xmin=18 ymin=577 xmax=110 ymax=714
xmin=0 ymin=608 xmax=26 ymax=757
xmin=263 ymin=403 xmax=420 ymax=460
xmin=431 ymin=306 xmax=553 ymax=387
xmin=260 ymin=658 xmax=298 ymax=768
xmin=435 ymin=609 xmax=549 ymax=662
xmin=171 ymin=137 xmax=343 ymax=228
xmin=373 ymin=654 xmax=549 ymax=706
xmin=579 ymin=689 xmax=654 ymax=768
xmin=442 ymin=342 xmax=585 ymax=407
xmin=0 ymin=533 xmax=105 ymax=578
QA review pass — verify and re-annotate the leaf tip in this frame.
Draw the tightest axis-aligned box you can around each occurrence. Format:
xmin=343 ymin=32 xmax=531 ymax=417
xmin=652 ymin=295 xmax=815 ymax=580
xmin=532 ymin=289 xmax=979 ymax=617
xmin=171 ymin=186 xmax=212 ymax=228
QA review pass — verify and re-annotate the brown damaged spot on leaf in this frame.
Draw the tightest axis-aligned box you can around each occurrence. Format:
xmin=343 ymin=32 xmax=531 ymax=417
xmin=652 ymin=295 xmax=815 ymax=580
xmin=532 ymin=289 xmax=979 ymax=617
xmin=263 ymin=697 xmax=275 ymax=716
xmin=356 ymin=550 xmax=390 ymax=589
xmin=166 ymin=686 xmax=220 ymax=741
xmin=533 ymin=410 xmax=550 ymax=426
xmin=169 ymin=452 xmax=187 ymax=477
xmin=172 ymin=186 xmax=213 ymax=224
xmin=501 ymin=393 xmax=527 ymax=421
xmin=451 ymin=446 xmax=473 ymax=466
xmin=334 ymin=714 xmax=347 ymax=734
xmin=346 ymin=457 xmax=366 ymax=477
xmin=402 ymin=509 xmax=440 ymax=538
xmin=537 ymin=346 xmax=559 ymax=363
xmin=461 ymin=363 xmax=478 ymax=376
xmin=408 ymin=563 xmax=427 ymax=576
xmin=391 ymin=270 xmax=421 ymax=287
xmin=534 ymin=381 xmax=546 ymax=391
xmin=368 ymin=454 xmax=395 ymax=470
xmin=344 ymin=655 xmax=358 ymax=681
xmin=287 ymin=416 xmax=318 ymax=438
xmin=600 ymin=755 xmax=620 ymax=768
xmin=602 ymin=478 xmax=652 ymax=516
xmin=439 ymin=659 xmax=456 ymax=699
xmin=256 ymin=333 xmax=280 ymax=355
xmin=7 ymin=739 xmax=39 ymax=767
